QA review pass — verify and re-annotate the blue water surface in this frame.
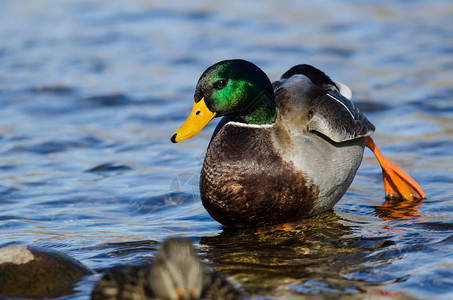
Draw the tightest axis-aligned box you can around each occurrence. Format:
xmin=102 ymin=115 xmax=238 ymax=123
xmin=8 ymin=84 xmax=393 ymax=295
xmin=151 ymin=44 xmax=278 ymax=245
xmin=0 ymin=1 xmax=452 ymax=299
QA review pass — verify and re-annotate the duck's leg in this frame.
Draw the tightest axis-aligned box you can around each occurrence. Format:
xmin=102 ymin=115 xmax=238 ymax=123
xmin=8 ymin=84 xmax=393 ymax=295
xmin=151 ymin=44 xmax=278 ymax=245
xmin=365 ymin=136 xmax=425 ymax=200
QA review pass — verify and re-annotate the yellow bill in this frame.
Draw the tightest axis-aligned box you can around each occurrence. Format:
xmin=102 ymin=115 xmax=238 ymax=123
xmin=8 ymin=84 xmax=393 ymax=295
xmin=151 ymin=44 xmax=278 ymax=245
xmin=171 ymin=97 xmax=216 ymax=143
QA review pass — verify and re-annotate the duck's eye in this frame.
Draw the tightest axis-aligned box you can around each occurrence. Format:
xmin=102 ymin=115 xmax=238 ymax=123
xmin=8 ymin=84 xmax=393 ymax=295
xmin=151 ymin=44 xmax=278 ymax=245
xmin=214 ymin=79 xmax=228 ymax=89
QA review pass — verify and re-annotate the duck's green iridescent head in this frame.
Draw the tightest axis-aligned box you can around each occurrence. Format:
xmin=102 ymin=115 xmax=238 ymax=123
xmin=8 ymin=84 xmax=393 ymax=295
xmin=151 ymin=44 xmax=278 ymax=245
xmin=171 ymin=59 xmax=276 ymax=143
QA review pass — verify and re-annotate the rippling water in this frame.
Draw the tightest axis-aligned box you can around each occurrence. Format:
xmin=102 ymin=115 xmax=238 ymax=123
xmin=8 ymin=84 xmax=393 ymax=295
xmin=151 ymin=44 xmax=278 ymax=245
xmin=1 ymin=1 xmax=452 ymax=299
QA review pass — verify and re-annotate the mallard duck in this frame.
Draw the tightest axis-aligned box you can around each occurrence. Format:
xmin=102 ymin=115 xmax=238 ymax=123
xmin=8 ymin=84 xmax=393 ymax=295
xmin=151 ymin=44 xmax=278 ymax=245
xmin=171 ymin=59 xmax=425 ymax=228
xmin=91 ymin=238 xmax=240 ymax=300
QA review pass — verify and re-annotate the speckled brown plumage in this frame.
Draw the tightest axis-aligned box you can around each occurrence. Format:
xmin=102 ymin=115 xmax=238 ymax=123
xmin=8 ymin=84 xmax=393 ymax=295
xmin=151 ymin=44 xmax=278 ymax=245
xmin=91 ymin=264 xmax=152 ymax=300
xmin=91 ymin=238 xmax=240 ymax=300
xmin=201 ymin=125 xmax=319 ymax=228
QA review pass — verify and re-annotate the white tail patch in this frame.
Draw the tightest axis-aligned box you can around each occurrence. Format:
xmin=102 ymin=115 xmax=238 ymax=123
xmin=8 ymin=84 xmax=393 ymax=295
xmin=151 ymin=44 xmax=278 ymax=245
xmin=335 ymin=81 xmax=353 ymax=100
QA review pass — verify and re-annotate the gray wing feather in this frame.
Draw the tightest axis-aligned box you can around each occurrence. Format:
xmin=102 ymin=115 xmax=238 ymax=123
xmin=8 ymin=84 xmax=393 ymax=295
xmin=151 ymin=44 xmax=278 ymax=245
xmin=274 ymin=75 xmax=375 ymax=143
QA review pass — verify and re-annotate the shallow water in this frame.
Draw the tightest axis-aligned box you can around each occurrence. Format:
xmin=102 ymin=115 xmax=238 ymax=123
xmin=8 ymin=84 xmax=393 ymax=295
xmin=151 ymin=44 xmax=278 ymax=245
xmin=1 ymin=0 xmax=452 ymax=299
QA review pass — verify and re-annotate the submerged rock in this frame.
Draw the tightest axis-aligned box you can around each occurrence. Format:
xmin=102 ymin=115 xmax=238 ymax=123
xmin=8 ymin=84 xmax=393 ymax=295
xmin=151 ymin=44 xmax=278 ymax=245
xmin=92 ymin=238 xmax=240 ymax=300
xmin=0 ymin=245 xmax=93 ymax=298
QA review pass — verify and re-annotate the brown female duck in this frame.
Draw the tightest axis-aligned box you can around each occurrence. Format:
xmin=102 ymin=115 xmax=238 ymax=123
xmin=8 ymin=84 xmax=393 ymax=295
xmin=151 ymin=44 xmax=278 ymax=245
xmin=171 ymin=59 xmax=425 ymax=228
xmin=91 ymin=238 xmax=240 ymax=300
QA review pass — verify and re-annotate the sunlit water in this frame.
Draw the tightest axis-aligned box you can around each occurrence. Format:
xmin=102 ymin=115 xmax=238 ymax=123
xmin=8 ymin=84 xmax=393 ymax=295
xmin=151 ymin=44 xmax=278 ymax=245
xmin=1 ymin=1 xmax=452 ymax=299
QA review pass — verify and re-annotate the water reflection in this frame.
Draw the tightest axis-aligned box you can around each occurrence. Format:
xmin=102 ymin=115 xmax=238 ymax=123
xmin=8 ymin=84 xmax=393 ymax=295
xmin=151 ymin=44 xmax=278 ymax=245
xmin=374 ymin=198 xmax=423 ymax=220
xmin=200 ymin=212 xmax=399 ymax=298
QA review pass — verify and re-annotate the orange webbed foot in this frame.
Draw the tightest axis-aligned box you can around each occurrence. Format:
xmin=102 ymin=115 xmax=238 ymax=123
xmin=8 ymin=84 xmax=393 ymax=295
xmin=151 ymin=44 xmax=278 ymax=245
xmin=365 ymin=136 xmax=425 ymax=201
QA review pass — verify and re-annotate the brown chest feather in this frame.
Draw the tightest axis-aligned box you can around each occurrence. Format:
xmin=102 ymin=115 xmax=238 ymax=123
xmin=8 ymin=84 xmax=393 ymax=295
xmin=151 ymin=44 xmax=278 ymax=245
xmin=200 ymin=125 xmax=319 ymax=227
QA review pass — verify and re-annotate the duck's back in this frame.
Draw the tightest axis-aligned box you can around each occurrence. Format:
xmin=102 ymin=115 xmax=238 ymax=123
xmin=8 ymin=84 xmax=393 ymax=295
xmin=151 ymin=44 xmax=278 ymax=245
xmin=271 ymin=74 xmax=374 ymax=215
xmin=273 ymin=74 xmax=374 ymax=143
